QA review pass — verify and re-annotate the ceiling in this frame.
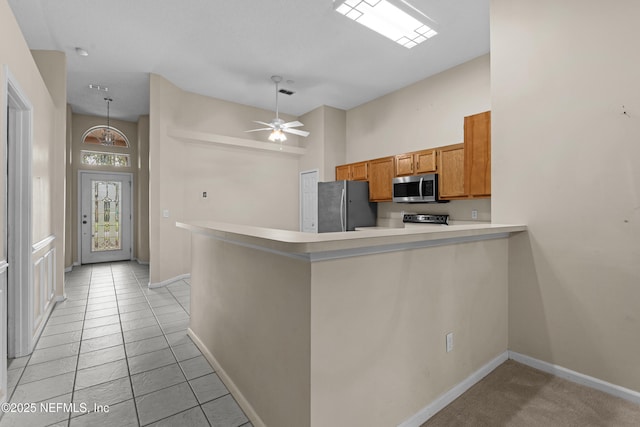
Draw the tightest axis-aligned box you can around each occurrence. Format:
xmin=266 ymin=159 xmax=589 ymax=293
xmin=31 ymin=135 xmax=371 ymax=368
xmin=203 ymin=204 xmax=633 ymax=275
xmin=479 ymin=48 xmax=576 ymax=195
xmin=7 ymin=0 xmax=489 ymax=122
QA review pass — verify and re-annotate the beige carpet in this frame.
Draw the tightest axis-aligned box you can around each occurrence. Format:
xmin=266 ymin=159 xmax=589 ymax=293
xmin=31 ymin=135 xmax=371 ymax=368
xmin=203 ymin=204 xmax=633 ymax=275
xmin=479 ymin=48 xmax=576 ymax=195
xmin=422 ymin=360 xmax=640 ymax=427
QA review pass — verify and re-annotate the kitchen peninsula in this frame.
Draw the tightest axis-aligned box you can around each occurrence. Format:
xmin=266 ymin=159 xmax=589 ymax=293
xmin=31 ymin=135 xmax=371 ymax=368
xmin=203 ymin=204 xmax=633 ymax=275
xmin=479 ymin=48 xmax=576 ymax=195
xmin=177 ymin=220 xmax=526 ymax=427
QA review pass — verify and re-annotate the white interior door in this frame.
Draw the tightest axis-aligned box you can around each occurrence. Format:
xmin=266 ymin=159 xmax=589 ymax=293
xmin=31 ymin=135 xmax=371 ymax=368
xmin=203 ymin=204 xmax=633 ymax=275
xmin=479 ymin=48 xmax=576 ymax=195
xmin=300 ymin=170 xmax=318 ymax=233
xmin=80 ymin=172 xmax=132 ymax=264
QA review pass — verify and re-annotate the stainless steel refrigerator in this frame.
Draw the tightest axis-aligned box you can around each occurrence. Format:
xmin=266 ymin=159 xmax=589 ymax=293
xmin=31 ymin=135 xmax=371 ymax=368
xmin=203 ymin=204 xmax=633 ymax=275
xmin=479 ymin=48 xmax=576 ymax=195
xmin=317 ymin=180 xmax=377 ymax=232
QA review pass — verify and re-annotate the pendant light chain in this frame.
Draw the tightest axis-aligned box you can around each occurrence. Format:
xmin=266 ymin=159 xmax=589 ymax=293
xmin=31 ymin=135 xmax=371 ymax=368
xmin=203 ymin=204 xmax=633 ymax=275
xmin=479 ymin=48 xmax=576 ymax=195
xmin=105 ymin=97 xmax=112 ymax=131
xmin=101 ymin=97 xmax=114 ymax=145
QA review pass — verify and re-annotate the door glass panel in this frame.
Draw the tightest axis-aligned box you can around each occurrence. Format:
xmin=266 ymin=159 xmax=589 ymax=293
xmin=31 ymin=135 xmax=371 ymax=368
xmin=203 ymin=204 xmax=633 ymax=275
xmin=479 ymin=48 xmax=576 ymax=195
xmin=91 ymin=180 xmax=121 ymax=252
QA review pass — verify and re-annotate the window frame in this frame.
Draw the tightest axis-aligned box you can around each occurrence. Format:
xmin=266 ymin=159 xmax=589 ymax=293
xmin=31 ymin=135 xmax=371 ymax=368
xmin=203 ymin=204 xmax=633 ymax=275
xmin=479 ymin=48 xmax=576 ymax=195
xmin=80 ymin=150 xmax=131 ymax=167
xmin=81 ymin=125 xmax=130 ymax=148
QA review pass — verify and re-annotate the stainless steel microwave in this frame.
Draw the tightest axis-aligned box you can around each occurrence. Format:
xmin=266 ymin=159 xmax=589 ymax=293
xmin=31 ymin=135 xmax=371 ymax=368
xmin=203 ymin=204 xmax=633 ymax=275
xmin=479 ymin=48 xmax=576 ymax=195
xmin=392 ymin=174 xmax=445 ymax=203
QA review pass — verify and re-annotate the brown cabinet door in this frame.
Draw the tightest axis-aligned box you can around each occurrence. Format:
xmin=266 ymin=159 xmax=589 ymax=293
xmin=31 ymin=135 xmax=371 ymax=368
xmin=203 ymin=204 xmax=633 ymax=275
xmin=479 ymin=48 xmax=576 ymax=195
xmin=394 ymin=154 xmax=414 ymax=177
xmin=351 ymin=161 xmax=369 ymax=181
xmin=368 ymin=157 xmax=394 ymax=202
xmin=415 ymin=149 xmax=437 ymax=174
xmin=438 ymin=144 xmax=466 ymax=199
xmin=335 ymin=164 xmax=350 ymax=181
xmin=464 ymin=111 xmax=491 ymax=196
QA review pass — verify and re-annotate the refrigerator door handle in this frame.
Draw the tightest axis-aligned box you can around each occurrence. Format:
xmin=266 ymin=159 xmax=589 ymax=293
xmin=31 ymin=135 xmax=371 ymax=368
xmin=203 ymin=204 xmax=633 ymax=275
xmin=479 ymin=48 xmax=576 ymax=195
xmin=340 ymin=188 xmax=346 ymax=232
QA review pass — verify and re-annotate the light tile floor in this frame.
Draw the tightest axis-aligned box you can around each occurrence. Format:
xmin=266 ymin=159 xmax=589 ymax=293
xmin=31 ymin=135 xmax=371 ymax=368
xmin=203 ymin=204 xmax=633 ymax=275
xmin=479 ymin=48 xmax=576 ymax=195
xmin=1 ymin=261 xmax=252 ymax=427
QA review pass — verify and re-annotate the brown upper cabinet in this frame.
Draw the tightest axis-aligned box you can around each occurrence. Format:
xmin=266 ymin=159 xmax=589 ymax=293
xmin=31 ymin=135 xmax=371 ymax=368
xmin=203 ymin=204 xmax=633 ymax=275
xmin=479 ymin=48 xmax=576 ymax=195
xmin=333 ymin=110 xmax=491 ymax=202
xmin=438 ymin=111 xmax=491 ymax=200
xmin=437 ymin=143 xmax=466 ymax=199
xmin=464 ymin=111 xmax=491 ymax=197
xmin=335 ymin=161 xmax=368 ymax=181
xmin=368 ymin=157 xmax=395 ymax=202
xmin=335 ymin=164 xmax=350 ymax=181
xmin=394 ymin=149 xmax=437 ymax=177
xmin=335 ymin=158 xmax=393 ymax=202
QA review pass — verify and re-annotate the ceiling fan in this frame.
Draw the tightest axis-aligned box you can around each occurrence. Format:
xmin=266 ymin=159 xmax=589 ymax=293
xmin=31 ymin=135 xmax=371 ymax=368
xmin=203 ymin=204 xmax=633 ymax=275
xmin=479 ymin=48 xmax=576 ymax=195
xmin=246 ymin=75 xmax=310 ymax=142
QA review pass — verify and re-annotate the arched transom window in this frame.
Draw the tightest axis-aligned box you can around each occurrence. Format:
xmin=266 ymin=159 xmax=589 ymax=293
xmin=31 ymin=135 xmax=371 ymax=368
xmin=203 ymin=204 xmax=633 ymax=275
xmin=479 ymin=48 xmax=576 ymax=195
xmin=82 ymin=125 xmax=130 ymax=147
xmin=80 ymin=126 xmax=131 ymax=167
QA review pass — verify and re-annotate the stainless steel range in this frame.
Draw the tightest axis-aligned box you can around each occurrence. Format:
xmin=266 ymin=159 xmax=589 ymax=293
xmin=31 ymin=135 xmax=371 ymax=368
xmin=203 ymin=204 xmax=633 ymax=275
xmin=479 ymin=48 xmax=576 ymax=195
xmin=403 ymin=213 xmax=449 ymax=225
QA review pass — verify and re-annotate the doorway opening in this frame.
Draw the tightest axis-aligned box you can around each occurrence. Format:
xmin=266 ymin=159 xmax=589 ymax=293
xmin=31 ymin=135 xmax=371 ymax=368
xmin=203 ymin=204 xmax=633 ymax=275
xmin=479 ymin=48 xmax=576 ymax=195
xmin=3 ymin=67 xmax=34 ymax=402
xmin=79 ymin=171 xmax=133 ymax=264
xmin=300 ymin=169 xmax=319 ymax=233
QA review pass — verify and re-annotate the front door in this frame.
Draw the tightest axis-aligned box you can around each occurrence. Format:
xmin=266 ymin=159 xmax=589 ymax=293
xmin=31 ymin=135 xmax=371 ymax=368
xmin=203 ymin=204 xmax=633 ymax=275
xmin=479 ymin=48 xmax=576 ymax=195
xmin=80 ymin=172 xmax=132 ymax=264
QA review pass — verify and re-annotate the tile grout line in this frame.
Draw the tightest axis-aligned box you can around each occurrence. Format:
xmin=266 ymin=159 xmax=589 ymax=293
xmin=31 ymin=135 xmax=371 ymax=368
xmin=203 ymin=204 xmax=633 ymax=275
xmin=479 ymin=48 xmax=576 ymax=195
xmin=4 ymin=276 xmax=87 ymax=406
xmin=127 ymin=266 xmax=243 ymax=426
xmin=137 ymin=273 xmax=251 ymax=427
xmin=5 ymin=263 xmax=250 ymax=427
xmin=113 ymin=263 xmax=143 ymax=427
xmin=127 ymin=263 xmax=205 ymax=426
xmin=66 ymin=263 xmax=93 ymax=427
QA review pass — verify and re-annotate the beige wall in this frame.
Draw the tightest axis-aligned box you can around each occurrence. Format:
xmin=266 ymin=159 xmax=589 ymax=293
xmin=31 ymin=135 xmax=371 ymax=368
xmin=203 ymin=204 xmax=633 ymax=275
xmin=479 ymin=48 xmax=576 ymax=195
xmin=346 ymin=54 xmax=491 ymax=162
xmin=187 ymin=229 xmax=509 ymax=427
xmin=299 ymin=105 xmax=347 ymax=182
xmin=65 ymin=105 xmax=73 ymax=268
xmin=310 ymin=238 xmax=508 ymax=426
xmin=137 ymin=115 xmax=150 ymax=263
xmin=149 ymin=74 xmax=303 ymax=284
xmin=68 ymin=113 xmax=139 ymax=265
xmin=344 ymin=55 xmax=492 ymax=222
xmin=1 ymin=0 xmax=66 ymax=354
xmin=190 ymin=234 xmax=311 ymax=427
xmin=0 ymin=0 xmax=65 ymax=289
xmin=29 ymin=50 xmax=66 ymax=297
xmin=323 ymin=106 xmax=347 ymax=180
xmin=299 ymin=106 xmax=325 ymax=178
xmin=491 ymin=0 xmax=640 ymax=392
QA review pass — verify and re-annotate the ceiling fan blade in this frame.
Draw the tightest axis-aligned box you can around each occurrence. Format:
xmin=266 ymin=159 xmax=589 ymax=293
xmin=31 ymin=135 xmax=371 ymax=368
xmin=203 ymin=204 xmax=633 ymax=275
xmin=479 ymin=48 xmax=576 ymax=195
xmin=283 ymin=128 xmax=310 ymax=137
xmin=245 ymin=128 xmax=273 ymax=133
xmin=282 ymin=120 xmax=304 ymax=128
xmin=253 ymin=120 xmax=275 ymax=127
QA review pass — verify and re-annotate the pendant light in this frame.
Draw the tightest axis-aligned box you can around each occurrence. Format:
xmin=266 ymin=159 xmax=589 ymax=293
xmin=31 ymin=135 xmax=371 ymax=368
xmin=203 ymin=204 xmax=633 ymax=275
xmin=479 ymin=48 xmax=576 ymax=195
xmin=99 ymin=97 xmax=115 ymax=146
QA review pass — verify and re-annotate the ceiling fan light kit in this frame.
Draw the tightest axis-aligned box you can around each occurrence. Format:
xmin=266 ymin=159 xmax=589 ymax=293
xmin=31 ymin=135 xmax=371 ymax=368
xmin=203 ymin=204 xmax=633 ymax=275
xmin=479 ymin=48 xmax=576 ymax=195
xmin=268 ymin=129 xmax=287 ymax=142
xmin=246 ymin=75 xmax=310 ymax=143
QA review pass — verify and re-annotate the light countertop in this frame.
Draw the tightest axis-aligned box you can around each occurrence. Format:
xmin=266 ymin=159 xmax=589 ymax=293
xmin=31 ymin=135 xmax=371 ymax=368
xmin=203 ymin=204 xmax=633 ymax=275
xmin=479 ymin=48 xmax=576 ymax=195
xmin=177 ymin=220 xmax=527 ymax=260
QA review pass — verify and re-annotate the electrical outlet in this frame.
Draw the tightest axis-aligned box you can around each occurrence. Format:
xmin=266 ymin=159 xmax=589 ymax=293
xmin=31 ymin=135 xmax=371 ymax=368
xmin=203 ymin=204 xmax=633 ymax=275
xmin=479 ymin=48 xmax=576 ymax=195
xmin=446 ymin=332 xmax=454 ymax=352
xmin=162 ymin=209 xmax=169 ymax=218
xmin=471 ymin=209 xmax=478 ymax=220
xmin=202 ymin=191 xmax=207 ymax=198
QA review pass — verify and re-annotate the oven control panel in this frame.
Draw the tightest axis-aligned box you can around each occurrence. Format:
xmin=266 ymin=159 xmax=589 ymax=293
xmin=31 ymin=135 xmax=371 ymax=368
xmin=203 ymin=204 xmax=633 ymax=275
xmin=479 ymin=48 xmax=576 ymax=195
xmin=403 ymin=213 xmax=449 ymax=225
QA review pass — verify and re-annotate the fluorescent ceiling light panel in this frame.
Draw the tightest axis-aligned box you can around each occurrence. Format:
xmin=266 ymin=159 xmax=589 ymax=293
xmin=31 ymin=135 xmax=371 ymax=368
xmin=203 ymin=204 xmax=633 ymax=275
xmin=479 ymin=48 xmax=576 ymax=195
xmin=335 ymin=0 xmax=437 ymax=48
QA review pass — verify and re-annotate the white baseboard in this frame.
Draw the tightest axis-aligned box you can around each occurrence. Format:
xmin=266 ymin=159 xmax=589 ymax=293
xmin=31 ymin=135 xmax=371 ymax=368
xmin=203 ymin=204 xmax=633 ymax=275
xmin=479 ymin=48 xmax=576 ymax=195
xmin=148 ymin=273 xmax=190 ymax=289
xmin=509 ymin=351 xmax=640 ymax=404
xmin=188 ymin=328 xmax=266 ymax=427
xmin=398 ymin=351 xmax=509 ymax=427
xmin=134 ymin=258 xmax=149 ymax=265
xmin=64 ymin=265 xmax=73 ymax=273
